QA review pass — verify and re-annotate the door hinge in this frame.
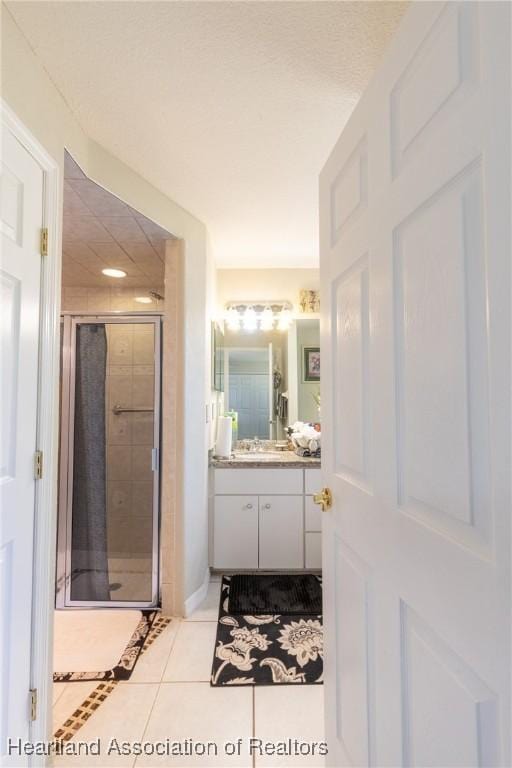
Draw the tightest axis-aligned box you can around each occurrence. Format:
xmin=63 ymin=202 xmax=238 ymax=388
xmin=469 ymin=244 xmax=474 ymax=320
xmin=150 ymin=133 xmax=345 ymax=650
xmin=40 ymin=227 xmax=48 ymax=256
xmin=34 ymin=450 xmax=43 ymax=480
xmin=30 ymin=689 xmax=37 ymax=721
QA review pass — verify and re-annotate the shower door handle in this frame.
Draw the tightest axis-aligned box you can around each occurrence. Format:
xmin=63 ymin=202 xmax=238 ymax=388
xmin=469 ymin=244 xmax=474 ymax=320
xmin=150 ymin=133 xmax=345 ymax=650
xmin=151 ymin=448 xmax=159 ymax=471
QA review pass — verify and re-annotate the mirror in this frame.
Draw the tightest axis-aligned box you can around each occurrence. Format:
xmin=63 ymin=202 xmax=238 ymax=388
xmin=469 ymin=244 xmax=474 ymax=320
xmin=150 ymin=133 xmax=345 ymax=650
xmin=222 ymin=318 xmax=320 ymax=440
xmin=212 ymin=322 xmax=224 ymax=392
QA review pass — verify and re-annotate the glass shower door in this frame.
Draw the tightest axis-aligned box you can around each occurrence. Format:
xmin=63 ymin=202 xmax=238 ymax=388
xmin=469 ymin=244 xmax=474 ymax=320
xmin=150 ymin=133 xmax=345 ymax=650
xmin=57 ymin=316 xmax=161 ymax=607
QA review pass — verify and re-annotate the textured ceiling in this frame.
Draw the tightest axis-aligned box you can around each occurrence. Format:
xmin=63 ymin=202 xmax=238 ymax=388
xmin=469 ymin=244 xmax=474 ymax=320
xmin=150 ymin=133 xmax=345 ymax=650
xmin=62 ymin=151 xmax=172 ymax=288
xmin=8 ymin=1 xmax=407 ymax=267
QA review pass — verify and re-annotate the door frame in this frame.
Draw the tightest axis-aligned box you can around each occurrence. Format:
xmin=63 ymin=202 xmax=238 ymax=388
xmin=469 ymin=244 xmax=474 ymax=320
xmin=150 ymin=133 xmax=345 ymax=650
xmin=56 ymin=313 xmax=162 ymax=609
xmin=2 ymin=101 xmax=61 ymax=755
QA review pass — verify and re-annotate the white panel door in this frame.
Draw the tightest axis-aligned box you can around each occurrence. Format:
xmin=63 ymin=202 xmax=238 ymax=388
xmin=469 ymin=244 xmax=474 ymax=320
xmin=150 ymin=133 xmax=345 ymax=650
xmin=0 ymin=125 xmax=44 ymax=757
xmin=320 ymin=3 xmax=510 ymax=766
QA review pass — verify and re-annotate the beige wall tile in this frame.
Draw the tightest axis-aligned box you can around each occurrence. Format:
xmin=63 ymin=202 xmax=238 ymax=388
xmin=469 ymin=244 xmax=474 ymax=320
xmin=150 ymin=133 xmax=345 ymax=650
xmin=109 ymin=364 xmax=133 ymax=377
xmin=108 ymin=330 xmax=133 ymax=365
xmin=108 ymin=411 xmax=133 ymax=445
xmin=107 ymin=445 xmax=132 ymax=481
xmin=133 ymin=327 xmax=155 ymax=364
xmin=132 ymin=481 xmax=153 ymax=516
xmin=87 ymin=289 xmax=111 ymax=311
xmin=109 ymin=375 xmax=132 ymax=408
xmin=132 ymin=374 xmax=154 ymax=407
xmin=62 ymin=287 xmax=88 ymax=311
xmin=107 ymin=481 xmax=133 ymax=516
xmin=131 ymin=445 xmax=153 ymax=482
xmin=161 ymin=582 xmax=175 ymax=616
xmin=132 ymin=412 xmax=154 ymax=444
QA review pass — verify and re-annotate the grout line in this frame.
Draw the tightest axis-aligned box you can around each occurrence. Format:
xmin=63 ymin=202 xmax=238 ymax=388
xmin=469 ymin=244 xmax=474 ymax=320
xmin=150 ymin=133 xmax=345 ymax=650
xmin=52 ymin=683 xmax=67 ymax=709
xmin=157 ymin=620 xmax=181 ymax=684
xmin=134 ymin=682 xmax=161 ymax=768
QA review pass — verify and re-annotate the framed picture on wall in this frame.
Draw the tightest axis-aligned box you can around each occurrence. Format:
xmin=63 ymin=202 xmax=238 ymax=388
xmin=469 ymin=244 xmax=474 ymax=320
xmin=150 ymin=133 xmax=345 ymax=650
xmin=303 ymin=346 xmax=320 ymax=382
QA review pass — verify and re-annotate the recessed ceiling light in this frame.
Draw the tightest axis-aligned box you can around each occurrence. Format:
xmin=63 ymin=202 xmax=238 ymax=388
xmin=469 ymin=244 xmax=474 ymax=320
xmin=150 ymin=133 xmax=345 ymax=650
xmin=102 ymin=268 xmax=127 ymax=278
xmin=135 ymin=296 xmax=153 ymax=304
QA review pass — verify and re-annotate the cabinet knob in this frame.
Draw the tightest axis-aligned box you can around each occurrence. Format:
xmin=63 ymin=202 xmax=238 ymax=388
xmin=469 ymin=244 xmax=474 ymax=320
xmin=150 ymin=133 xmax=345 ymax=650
xmin=264 ymin=503 xmax=271 ymax=509
xmin=246 ymin=503 xmax=253 ymax=509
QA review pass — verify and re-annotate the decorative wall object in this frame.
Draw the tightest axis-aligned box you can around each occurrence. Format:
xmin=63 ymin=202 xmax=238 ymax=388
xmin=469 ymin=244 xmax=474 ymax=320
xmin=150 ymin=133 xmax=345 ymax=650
xmin=299 ymin=290 xmax=320 ymax=314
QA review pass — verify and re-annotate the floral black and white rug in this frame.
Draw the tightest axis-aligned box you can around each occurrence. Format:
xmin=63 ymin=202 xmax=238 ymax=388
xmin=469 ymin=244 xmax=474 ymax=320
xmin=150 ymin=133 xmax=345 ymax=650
xmin=211 ymin=575 xmax=323 ymax=686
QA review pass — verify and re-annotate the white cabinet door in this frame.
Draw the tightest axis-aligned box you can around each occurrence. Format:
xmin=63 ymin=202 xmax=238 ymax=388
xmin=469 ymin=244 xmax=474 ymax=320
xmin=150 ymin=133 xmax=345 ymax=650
xmin=305 ymin=468 xmax=322 ymax=495
xmin=305 ymin=496 xmax=322 ymax=532
xmin=305 ymin=533 xmax=322 ymax=569
xmin=213 ymin=496 xmax=258 ymax=569
xmin=259 ymin=496 xmax=303 ymax=569
xmin=320 ymin=3 xmax=510 ymax=765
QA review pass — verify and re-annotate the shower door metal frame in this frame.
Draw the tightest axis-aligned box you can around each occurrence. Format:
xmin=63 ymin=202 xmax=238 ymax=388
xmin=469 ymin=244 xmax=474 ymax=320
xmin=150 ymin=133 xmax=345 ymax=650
xmin=56 ymin=313 xmax=162 ymax=609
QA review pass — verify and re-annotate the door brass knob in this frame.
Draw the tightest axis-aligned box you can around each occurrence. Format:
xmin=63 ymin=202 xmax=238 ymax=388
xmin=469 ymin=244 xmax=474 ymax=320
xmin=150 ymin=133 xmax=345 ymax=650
xmin=313 ymin=487 xmax=333 ymax=511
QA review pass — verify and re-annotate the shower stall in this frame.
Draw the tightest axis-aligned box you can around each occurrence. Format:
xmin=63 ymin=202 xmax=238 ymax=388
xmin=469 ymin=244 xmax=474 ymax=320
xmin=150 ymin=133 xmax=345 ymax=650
xmin=56 ymin=314 xmax=161 ymax=608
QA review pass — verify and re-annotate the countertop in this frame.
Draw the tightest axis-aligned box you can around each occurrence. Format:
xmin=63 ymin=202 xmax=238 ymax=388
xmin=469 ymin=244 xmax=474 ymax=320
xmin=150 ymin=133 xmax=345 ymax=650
xmin=210 ymin=450 xmax=321 ymax=469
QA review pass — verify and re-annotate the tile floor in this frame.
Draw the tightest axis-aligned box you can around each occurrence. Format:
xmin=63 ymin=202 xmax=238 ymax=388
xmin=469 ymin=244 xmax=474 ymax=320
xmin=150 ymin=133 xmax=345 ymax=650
xmin=52 ymin=576 xmax=326 ymax=767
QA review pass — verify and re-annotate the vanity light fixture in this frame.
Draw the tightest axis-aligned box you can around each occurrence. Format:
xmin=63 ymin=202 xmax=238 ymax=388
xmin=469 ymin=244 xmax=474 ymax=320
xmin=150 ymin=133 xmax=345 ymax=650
xmin=102 ymin=268 xmax=127 ymax=278
xmin=224 ymin=301 xmax=293 ymax=332
xmin=260 ymin=305 xmax=274 ymax=331
xmin=135 ymin=296 xmax=153 ymax=304
xmin=277 ymin=307 xmax=292 ymax=331
xmin=243 ymin=305 xmax=258 ymax=332
xmin=226 ymin=306 xmax=241 ymax=331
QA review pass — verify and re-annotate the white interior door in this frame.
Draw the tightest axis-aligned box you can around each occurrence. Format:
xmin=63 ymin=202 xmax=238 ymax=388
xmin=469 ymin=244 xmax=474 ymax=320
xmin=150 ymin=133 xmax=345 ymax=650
xmin=0 ymin=123 xmax=44 ymax=757
xmin=320 ymin=3 xmax=510 ymax=766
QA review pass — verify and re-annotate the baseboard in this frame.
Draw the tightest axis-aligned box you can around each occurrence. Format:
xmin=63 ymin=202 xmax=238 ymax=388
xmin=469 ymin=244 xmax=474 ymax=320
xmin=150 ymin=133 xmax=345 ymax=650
xmin=184 ymin=568 xmax=210 ymax=617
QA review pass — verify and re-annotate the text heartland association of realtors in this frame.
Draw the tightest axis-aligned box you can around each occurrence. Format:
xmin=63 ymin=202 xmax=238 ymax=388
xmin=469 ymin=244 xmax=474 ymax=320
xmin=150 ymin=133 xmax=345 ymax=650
xmin=8 ymin=737 xmax=328 ymax=758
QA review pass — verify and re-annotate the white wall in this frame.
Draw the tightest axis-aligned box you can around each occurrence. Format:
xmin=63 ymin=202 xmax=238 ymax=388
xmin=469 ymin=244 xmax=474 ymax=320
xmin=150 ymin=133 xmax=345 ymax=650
xmin=2 ymin=4 xmax=211 ymax=614
xmin=206 ymin=241 xmax=224 ymax=450
xmin=297 ymin=319 xmax=321 ymax=423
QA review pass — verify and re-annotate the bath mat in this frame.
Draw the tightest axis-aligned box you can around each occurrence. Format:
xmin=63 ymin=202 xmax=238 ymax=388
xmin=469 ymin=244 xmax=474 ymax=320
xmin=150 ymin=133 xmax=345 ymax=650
xmin=53 ymin=609 xmax=156 ymax=683
xmin=211 ymin=575 xmax=323 ymax=686
xmin=53 ymin=615 xmax=172 ymax=742
xmin=229 ymin=573 xmax=322 ymax=615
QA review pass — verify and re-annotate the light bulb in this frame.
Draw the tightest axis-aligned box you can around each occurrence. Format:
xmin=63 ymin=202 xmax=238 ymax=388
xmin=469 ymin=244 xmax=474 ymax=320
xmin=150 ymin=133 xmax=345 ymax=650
xmin=226 ymin=307 xmax=241 ymax=331
xmin=277 ymin=307 xmax=292 ymax=331
xmin=260 ymin=305 xmax=274 ymax=331
xmin=135 ymin=296 xmax=153 ymax=304
xmin=243 ymin=306 xmax=258 ymax=331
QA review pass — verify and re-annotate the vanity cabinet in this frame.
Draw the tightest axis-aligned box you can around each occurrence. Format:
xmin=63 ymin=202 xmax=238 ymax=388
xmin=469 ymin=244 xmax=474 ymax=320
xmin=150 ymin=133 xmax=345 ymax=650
xmin=211 ymin=467 xmax=322 ymax=570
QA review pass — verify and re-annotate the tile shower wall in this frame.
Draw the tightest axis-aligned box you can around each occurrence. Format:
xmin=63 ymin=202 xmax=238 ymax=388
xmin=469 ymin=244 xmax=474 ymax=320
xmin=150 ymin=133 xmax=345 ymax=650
xmin=62 ymin=285 xmax=164 ymax=312
xmin=105 ymin=323 xmax=155 ymax=598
